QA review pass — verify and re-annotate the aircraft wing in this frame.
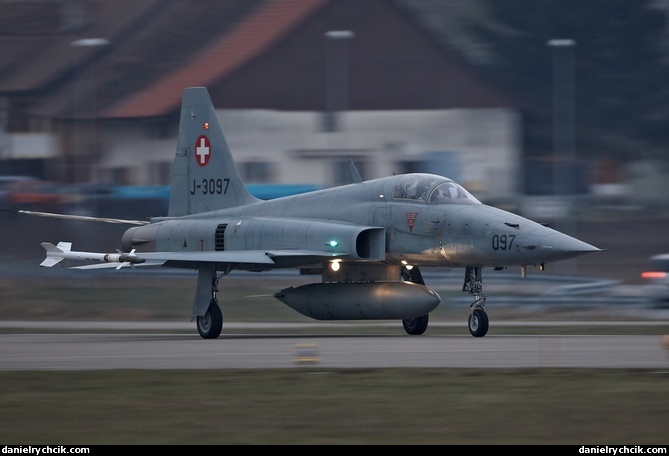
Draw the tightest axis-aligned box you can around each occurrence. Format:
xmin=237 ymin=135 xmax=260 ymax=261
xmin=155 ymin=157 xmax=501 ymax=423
xmin=59 ymin=248 xmax=351 ymax=270
xmin=143 ymin=249 xmax=350 ymax=269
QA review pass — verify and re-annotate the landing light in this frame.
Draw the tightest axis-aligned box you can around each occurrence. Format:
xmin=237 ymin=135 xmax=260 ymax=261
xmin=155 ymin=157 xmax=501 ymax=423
xmin=401 ymin=260 xmax=413 ymax=271
xmin=330 ymin=260 xmax=341 ymax=272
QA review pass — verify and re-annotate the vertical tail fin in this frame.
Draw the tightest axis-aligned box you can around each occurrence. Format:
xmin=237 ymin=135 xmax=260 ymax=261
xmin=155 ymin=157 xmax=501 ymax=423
xmin=168 ymin=87 xmax=260 ymax=217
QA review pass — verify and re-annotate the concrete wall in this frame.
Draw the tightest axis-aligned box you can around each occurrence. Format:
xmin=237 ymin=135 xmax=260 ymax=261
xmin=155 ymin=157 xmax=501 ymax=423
xmin=98 ymin=108 xmax=522 ymax=200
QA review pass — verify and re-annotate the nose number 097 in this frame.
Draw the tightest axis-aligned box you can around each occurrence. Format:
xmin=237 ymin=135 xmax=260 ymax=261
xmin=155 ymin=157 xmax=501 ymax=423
xmin=492 ymin=233 xmax=516 ymax=251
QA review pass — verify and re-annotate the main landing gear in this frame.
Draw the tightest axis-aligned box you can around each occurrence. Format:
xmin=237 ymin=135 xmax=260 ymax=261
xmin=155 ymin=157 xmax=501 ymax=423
xmin=402 ymin=315 xmax=429 ymax=335
xmin=401 ymin=266 xmax=430 ymax=335
xmin=463 ymin=266 xmax=489 ymax=337
xmin=196 ymin=271 xmax=224 ymax=339
xmin=197 ymin=299 xmax=222 ymax=339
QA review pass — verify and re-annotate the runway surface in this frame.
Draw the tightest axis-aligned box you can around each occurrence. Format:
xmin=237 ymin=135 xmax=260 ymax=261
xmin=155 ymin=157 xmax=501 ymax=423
xmin=1 ymin=322 xmax=668 ymax=370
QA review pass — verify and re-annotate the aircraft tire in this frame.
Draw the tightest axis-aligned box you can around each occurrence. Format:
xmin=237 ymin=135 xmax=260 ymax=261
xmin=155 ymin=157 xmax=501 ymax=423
xmin=468 ymin=308 xmax=489 ymax=337
xmin=197 ymin=300 xmax=223 ymax=339
xmin=402 ymin=314 xmax=429 ymax=335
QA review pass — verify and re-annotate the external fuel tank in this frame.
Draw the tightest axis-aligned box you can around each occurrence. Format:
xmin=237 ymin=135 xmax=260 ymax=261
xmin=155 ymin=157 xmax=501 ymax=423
xmin=274 ymin=281 xmax=441 ymax=320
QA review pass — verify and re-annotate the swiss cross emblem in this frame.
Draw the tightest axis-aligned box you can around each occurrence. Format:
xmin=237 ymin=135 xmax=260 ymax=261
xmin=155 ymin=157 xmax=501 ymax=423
xmin=195 ymin=135 xmax=211 ymax=167
xmin=406 ymin=212 xmax=417 ymax=233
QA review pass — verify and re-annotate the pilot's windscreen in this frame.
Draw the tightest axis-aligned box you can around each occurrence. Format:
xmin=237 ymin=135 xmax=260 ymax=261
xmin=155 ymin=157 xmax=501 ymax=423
xmin=428 ymin=182 xmax=480 ymax=204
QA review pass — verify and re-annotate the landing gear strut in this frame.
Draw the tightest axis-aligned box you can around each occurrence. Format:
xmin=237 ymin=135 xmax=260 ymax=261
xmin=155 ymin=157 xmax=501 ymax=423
xmin=463 ymin=267 xmax=488 ymax=337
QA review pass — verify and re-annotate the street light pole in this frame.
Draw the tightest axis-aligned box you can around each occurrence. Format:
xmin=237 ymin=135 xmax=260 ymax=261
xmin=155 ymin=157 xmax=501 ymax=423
xmin=70 ymin=37 xmax=110 ymax=183
xmin=325 ymin=30 xmax=354 ymax=132
xmin=547 ymin=39 xmax=577 ymax=275
xmin=547 ymin=39 xmax=576 ymax=197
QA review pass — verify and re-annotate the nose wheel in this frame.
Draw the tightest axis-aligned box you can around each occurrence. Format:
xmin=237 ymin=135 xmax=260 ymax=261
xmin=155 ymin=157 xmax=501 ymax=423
xmin=468 ymin=306 xmax=489 ymax=337
xmin=463 ymin=267 xmax=489 ymax=337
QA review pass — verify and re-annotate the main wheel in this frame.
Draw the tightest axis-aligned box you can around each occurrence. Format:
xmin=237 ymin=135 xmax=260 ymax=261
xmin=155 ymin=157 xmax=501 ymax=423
xmin=197 ymin=300 xmax=223 ymax=339
xmin=468 ymin=307 xmax=489 ymax=337
xmin=403 ymin=314 xmax=429 ymax=335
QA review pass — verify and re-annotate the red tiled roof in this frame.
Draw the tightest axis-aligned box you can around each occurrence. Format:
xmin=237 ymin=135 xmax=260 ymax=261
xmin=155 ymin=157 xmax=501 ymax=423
xmin=0 ymin=0 xmax=164 ymax=94
xmin=105 ymin=0 xmax=329 ymax=118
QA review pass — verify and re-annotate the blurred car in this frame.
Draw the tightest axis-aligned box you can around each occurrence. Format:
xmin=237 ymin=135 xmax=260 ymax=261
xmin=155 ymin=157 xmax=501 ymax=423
xmin=0 ymin=176 xmax=36 ymax=208
xmin=4 ymin=178 xmax=64 ymax=211
xmin=641 ymin=253 xmax=669 ymax=305
xmin=58 ymin=183 xmax=117 ymax=216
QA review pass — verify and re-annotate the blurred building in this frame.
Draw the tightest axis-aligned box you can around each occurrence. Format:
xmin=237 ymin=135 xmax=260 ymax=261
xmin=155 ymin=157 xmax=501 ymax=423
xmin=0 ymin=0 xmax=521 ymax=202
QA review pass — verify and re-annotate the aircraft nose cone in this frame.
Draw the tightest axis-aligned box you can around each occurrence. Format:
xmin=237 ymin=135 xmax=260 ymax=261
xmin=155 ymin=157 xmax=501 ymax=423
xmin=534 ymin=230 xmax=602 ymax=262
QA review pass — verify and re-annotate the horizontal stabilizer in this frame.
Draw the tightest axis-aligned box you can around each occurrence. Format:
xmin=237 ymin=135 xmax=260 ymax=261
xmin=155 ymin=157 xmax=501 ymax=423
xmin=20 ymin=210 xmax=149 ymax=225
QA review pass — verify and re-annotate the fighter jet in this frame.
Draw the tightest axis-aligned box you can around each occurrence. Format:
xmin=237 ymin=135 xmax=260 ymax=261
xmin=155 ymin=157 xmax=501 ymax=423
xmin=38 ymin=87 xmax=601 ymax=339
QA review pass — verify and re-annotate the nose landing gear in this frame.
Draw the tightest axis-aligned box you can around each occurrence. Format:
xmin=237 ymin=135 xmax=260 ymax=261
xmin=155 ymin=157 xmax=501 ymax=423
xmin=463 ymin=267 xmax=488 ymax=337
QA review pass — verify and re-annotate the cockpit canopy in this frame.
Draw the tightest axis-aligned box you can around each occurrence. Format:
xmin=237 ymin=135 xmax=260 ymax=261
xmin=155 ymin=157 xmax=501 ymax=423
xmin=392 ymin=174 xmax=480 ymax=204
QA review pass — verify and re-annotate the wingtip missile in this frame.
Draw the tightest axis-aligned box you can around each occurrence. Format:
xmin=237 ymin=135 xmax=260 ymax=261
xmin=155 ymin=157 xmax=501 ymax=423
xmin=40 ymin=242 xmax=145 ymax=268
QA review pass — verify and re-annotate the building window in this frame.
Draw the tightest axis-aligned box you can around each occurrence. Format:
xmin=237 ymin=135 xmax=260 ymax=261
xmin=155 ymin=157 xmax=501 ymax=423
xmin=241 ymin=161 xmax=273 ymax=183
